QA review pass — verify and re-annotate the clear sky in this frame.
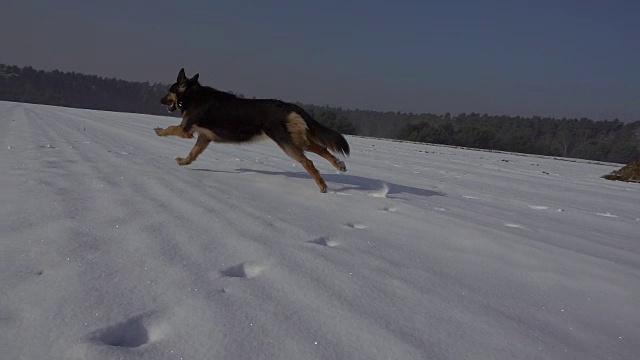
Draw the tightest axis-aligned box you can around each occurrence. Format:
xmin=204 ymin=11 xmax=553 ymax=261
xmin=2 ymin=0 xmax=638 ymax=121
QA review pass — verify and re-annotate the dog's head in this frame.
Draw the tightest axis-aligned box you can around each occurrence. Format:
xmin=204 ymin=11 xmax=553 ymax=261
xmin=160 ymin=68 xmax=200 ymax=112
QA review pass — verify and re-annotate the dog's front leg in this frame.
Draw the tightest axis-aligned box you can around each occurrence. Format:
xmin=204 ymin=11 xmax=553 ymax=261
xmin=176 ymin=134 xmax=211 ymax=166
xmin=154 ymin=125 xmax=194 ymax=138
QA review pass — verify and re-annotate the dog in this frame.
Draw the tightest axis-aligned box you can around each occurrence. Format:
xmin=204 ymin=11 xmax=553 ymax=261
xmin=154 ymin=68 xmax=350 ymax=192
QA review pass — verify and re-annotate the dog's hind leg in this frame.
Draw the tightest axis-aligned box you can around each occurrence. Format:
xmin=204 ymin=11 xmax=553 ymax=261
xmin=176 ymin=134 xmax=211 ymax=166
xmin=279 ymin=145 xmax=328 ymax=193
xmin=306 ymin=143 xmax=347 ymax=172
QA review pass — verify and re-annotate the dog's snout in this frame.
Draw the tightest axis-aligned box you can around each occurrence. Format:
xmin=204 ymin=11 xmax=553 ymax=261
xmin=160 ymin=97 xmax=168 ymax=105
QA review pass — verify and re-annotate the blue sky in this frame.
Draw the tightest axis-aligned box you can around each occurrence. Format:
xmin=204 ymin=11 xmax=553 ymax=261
xmin=2 ymin=0 xmax=638 ymax=120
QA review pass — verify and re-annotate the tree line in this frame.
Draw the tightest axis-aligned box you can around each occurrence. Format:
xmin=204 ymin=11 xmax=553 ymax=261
xmin=1 ymin=64 xmax=638 ymax=163
xmin=0 ymin=64 xmax=171 ymax=116
xmin=397 ymin=113 xmax=640 ymax=164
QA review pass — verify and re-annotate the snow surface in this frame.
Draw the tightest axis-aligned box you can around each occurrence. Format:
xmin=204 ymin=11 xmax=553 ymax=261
xmin=2 ymin=101 xmax=639 ymax=360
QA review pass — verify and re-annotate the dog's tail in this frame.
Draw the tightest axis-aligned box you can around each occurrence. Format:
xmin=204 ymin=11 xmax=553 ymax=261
xmin=303 ymin=114 xmax=351 ymax=156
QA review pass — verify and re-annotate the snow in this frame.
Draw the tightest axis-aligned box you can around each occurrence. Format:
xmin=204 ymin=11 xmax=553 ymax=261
xmin=2 ymin=101 xmax=639 ymax=360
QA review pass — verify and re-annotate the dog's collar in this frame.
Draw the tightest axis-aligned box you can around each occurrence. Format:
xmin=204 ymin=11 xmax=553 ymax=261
xmin=178 ymin=100 xmax=184 ymax=109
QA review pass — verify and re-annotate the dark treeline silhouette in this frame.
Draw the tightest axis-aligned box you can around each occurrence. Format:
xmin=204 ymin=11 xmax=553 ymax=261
xmin=397 ymin=113 xmax=640 ymax=164
xmin=1 ymin=64 xmax=638 ymax=163
xmin=0 ymin=64 xmax=172 ymax=116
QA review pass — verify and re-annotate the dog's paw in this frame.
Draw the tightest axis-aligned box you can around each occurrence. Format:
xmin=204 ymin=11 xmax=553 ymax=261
xmin=176 ymin=157 xmax=190 ymax=166
xmin=154 ymin=127 xmax=165 ymax=136
xmin=337 ymin=160 xmax=347 ymax=172
xmin=319 ymin=183 xmax=328 ymax=193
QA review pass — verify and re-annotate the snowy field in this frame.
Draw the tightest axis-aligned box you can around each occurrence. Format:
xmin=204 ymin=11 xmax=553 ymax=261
xmin=2 ymin=101 xmax=639 ymax=360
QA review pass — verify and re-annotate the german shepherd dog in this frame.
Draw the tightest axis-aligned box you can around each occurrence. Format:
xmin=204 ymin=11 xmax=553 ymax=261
xmin=154 ymin=68 xmax=350 ymax=192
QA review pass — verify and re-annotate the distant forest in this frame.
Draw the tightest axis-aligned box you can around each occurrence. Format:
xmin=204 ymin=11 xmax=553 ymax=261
xmin=1 ymin=64 xmax=638 ymax=164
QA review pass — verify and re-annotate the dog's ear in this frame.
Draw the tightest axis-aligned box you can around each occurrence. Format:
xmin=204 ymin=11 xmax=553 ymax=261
xmin=177 ymin=68 xmax=187 ymax=83
xmin=190 ymin=73 xmax=199 ymax=83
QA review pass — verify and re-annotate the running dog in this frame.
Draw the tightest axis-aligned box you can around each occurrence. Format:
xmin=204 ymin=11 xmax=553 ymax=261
xmin=154 ymin=68 xmax=350 ymax=192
